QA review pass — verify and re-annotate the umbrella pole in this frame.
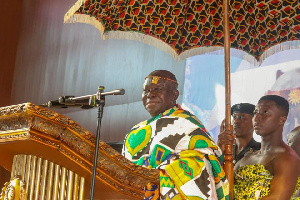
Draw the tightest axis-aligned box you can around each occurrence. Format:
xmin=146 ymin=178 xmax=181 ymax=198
xmin=223 ymin=0 xmax=234 ymax=199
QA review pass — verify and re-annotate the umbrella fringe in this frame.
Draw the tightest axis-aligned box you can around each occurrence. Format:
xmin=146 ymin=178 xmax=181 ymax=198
xmin=64 ymin=7 xmax=179 ymax=60
xmin=259 ymin=40 xmax=300 ymax=64
xmin=104 ymin=31 xmax=179 ymax=60
xmin=180 ymin=48 xmax=260 ymax=65
xmin=65 ymin=14 xmax=105 ymax=36
xmin=180 ymin=40 xmax=300 ymax=66
xmin=64 ymin=0 xmax=90 ymax=24
xmin=179 ymin=47 xmax=226 ymax=61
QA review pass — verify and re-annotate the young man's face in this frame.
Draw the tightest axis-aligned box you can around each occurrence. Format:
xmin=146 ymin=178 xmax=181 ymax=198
xmin=232 ymin=112 xmax=254 ymax=138
xmin=142 ymin=80 xmax=178 ymax=117
xmin=252 ymin=100 xmax=286 ymax=137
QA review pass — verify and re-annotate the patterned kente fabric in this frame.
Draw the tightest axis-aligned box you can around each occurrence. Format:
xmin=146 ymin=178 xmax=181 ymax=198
xmin=122 ymin=104 xmax=229 ymax=200
xmin=66 ymin=0 xmax=300 ymax=61
xmin=234 ymin=164 xmax=300 ymax=200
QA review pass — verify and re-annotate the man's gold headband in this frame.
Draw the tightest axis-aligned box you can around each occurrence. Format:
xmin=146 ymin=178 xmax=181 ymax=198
xmin=145 ymin=75 xmax=178 ymax=85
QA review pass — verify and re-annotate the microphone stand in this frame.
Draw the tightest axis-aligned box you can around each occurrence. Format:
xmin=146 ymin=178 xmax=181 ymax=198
xmin=89 ymin=86 xmax=105 ymax=200
xmin=42 ymin=86 xmax=125 ymax=199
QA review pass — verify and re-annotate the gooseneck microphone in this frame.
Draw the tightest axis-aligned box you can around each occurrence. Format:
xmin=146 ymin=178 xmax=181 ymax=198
xmin=40 ymin=88 xmax=125 ymax=109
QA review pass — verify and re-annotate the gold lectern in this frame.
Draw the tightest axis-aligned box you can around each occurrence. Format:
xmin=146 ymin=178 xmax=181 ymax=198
xmin=0 ymin=103 xmax=158 ymax=200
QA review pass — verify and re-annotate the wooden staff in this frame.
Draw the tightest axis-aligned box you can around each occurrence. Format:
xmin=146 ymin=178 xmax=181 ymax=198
xmin=223 ymin=0 xmax=234 ymax=199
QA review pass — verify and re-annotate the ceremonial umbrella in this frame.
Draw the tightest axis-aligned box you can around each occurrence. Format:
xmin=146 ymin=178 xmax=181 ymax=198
xmin=64 ymin=0 xmax=300 ymax=198
xmin=64 ymin=0 xmax=300 ymax=63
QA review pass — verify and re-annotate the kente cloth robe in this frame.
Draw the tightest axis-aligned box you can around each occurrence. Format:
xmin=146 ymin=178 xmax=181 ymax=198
xmin=122 ymin=104 xmax=229 ymax=200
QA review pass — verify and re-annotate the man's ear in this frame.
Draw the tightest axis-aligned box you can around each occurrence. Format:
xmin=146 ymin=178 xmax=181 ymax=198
xmin=279 ymin=116 xmax=287 ymax=126
xmin=173 ymin=89 xmax=179 ymax=101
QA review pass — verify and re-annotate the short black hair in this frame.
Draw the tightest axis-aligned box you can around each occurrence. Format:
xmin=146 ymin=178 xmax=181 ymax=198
xmin=259 ymin=95 xmax=289 ymax=116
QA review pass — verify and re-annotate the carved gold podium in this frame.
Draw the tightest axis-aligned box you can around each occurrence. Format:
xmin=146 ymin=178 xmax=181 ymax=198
xmin=0 ymin=103 xmax=159 ymax=200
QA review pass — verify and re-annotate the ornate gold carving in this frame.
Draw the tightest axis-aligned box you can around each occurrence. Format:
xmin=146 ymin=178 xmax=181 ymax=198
xmin=0 ymin=177 xmax=27 ymax=200
xmin=0 ymin=115 xmax=30 ymax=132
xmin=32 ymin=117 xmax=64 ymax=138
xmin=0 ymin=104 xmax=27 ymax=116
xmin=0 ymin=103 xmax=159 ymax=199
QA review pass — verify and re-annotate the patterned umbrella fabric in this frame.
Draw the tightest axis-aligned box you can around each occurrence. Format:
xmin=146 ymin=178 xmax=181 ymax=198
xmin=64 ymin=0 xmax=300 ymax=63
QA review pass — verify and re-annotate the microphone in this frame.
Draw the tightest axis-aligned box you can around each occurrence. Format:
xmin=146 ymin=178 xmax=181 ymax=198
xmin=39 ymin=100 xmax=93 ymax=109
xmin=64 ymin=88 xmax=125 ymax=103
xmin=39 ymin=100 xmax=69 ymax=108
xmin=41 ymin=88 xmax=125 ymax=109
xmin=46 ymin=88 xmax=126 ymax=108
xmin=47 ymin=100 xmax=69 ymax=108
xmin=101 ymin=88 xmax=125 ymax=96
xmin=58 ymin=95 xmax=90 ymax=105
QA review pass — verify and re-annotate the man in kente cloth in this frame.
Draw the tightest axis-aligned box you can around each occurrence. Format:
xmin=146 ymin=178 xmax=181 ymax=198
xmin=218 ymin=103 xmax=261 ymax=165
xmin=122 ymin=70 xmax=229 ymax=200
xmin=233 ymin=95 xmax=300 ymax=200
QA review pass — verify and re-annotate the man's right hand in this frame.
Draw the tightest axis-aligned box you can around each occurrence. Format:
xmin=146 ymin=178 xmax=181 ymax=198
xmin=217 ymin=119 xmax=235 ymax=153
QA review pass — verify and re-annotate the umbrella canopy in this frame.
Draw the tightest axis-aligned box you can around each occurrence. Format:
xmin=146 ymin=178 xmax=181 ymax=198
xmin=64 ymin=0 xmax=300 ymax=63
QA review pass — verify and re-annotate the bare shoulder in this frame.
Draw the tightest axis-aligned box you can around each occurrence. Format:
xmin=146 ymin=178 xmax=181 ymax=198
xmin=272 ymin=145 xmax=300 ymax=171
xmin=277 ymin=145 xmax=300 ymax=161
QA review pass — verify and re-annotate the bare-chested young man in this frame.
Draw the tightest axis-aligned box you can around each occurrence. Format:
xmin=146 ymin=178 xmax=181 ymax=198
xmin=234 ymin=95 xmax=300 ymax=200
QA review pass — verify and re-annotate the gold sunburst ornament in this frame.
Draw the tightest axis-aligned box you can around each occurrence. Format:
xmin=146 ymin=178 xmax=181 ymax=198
xmin=0 ymin=177 xmax=27 ymax=200
xmin=288 ymin=89 xmax=300 ymax=105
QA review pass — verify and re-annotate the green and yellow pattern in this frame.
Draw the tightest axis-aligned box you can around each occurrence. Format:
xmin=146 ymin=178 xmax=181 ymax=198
xmin=123 ymin=104 xmax=229 ymax=199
